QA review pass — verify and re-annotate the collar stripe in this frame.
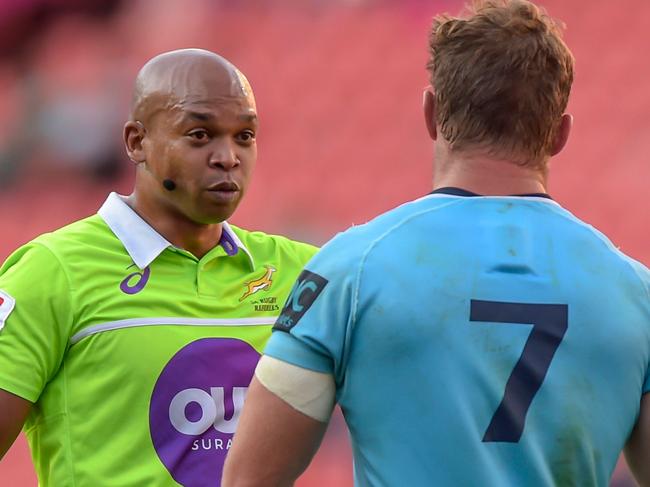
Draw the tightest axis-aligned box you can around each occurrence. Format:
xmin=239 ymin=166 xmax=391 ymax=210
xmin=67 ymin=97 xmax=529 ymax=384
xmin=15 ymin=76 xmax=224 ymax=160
xmin=70 ymin=316 xmax=278 ymax=345
xmin=430 ymin=186 xmax=553 ymax=200
xmin=417 ymin=192 xmax=560 ymax=206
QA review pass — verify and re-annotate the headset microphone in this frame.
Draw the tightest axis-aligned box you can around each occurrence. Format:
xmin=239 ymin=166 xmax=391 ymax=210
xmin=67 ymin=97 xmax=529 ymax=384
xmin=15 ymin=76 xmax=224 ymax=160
xmin=162 ymin=179 xmax=177 ymax=191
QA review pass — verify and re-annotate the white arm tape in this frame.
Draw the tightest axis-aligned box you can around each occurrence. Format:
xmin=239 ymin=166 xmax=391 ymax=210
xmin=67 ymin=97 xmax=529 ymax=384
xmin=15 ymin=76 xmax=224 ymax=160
xmin=254 ymin=355 xmax=336 ymax=423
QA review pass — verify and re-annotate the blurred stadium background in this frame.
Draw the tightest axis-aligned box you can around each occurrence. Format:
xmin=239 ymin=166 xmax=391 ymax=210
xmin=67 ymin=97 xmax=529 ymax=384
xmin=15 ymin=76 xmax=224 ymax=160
xmin=0 ymin=0 xmax=648 ymax=485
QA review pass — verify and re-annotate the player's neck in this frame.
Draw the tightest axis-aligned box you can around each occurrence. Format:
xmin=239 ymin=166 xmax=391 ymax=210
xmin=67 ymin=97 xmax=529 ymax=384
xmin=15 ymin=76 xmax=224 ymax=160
xmin=126 ymin=192 xmax=223 ymax=260
xmin=433 ymin=146 xmax=548 ymax=196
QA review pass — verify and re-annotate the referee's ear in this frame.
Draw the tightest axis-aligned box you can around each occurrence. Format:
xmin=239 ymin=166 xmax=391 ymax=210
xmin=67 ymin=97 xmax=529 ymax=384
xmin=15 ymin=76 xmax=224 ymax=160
xmin=423 ymin=86 xmax=437 ymax=141
xmin=123 ymin=120 xmax=147 ymax=164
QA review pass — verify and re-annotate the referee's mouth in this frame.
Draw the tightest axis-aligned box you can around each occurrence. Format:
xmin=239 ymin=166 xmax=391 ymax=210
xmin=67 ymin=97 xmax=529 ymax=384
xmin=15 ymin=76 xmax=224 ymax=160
xmin=206 ymin=181 xmax=240 ymax=202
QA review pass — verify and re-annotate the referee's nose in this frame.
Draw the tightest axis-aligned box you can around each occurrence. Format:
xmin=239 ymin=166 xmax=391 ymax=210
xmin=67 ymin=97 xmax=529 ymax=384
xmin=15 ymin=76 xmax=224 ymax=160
xmin=208 ymin=137 xmax=239 ymax=171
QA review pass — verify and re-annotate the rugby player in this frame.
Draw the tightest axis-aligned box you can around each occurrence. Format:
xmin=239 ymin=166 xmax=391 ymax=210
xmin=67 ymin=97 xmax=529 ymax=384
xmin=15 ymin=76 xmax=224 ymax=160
xmin=223 ymin=2 xmax=650 ymax=485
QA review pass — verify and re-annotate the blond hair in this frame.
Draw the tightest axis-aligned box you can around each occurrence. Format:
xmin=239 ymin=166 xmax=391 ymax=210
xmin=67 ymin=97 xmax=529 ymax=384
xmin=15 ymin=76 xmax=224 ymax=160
xmin=427 ymin=0 xmax=574 ymax=166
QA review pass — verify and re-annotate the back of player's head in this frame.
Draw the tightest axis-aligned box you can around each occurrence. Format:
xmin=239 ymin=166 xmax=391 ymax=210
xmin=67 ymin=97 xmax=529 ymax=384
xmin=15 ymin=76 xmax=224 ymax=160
xmin=427 ymin=0 xmax=574 ymax=167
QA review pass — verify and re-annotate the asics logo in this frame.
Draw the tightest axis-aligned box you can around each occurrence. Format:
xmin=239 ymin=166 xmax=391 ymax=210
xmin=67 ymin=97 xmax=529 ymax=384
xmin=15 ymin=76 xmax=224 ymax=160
xmin=120 ymin=265 xmax=151 ymax=295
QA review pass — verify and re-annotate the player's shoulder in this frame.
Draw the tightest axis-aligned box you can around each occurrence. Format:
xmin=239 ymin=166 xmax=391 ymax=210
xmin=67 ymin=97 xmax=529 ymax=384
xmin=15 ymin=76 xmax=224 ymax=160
xmin=305 ymin=197 xmax=436 ymax=273
xmin=228 ymin=224 xmax=318 ymax=267
xmin=315 ymin=194 xmax=447 ymax=254
xmin=626 ymin=258 xmax=650 ymax=299
xmin=543 ymin=202 xmax=650 ymax=293
xmin=474 ymin=197 xmax=650 ymax=295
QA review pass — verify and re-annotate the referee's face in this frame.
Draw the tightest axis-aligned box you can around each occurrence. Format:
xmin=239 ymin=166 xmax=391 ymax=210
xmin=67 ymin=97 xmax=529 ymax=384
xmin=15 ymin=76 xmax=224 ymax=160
xmin=143 ymin=79 xmax=258 ymax=225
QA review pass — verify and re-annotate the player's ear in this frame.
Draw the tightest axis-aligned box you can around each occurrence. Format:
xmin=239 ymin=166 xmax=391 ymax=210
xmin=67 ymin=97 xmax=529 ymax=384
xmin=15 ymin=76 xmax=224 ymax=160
xmin=423 ymin=86 xmax=437 ymax=141
xmin=124 ymin=120 xmax=147 ymax=164
xmin=550 ymin=113 xmax=573 ymax=156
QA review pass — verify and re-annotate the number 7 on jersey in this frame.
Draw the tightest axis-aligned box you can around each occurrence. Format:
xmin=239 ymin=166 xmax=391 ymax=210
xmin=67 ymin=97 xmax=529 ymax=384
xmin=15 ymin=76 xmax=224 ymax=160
xmin=470 ymin=300 xmax=568 ymax=443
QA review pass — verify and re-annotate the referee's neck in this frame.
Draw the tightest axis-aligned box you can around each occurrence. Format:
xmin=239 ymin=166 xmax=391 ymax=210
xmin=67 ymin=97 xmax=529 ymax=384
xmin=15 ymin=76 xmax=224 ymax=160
xmin=125 ymin=192 xmax=225 ymax=259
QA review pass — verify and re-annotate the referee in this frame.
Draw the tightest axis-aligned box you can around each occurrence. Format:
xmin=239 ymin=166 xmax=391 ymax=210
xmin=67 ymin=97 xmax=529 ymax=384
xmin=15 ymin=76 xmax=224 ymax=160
xmin=0 ymin=49 xmax=317 ymax=486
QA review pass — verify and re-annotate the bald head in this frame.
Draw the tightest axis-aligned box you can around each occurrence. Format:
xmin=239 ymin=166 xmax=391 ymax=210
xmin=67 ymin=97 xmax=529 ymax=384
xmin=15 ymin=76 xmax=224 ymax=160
xmin=130 ymin=48 xmax=255 ymax=124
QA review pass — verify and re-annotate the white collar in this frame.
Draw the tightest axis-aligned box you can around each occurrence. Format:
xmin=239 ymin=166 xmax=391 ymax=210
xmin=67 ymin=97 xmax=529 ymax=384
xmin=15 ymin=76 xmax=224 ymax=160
xmin=97 ymin=192 xmax=254 ymax=269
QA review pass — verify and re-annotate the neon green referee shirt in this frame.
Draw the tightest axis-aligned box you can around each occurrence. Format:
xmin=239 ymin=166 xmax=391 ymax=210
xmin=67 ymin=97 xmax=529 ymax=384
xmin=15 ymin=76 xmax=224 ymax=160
xmin=0 ymin=192 xmax=317 ymax=486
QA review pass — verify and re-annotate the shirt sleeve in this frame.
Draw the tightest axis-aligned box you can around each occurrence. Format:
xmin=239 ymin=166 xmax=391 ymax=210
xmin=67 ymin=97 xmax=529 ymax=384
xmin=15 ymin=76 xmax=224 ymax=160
xmin=0 ymin=242 xmax=73 ymax=402
xmin=264 ymin=232 xmax=361 ymax=387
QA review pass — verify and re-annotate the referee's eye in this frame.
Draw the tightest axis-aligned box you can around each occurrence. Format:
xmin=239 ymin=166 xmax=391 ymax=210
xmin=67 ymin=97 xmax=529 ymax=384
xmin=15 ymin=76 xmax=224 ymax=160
xmin=236 ymin=130 xmax=256 ymax=145
xmin=188 ymin=129 xmax=209 ymax=142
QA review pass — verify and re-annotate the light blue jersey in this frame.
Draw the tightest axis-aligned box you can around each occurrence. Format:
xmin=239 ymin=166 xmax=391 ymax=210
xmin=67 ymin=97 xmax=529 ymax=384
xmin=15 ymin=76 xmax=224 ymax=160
xmin=266 ymin=188 xmax=650 ymax=487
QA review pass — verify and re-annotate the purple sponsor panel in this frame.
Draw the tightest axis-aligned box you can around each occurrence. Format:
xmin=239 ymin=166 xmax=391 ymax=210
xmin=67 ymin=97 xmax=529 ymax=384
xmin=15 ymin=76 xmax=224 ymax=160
xmin=149 ymin=338 xmax=260 ymax=486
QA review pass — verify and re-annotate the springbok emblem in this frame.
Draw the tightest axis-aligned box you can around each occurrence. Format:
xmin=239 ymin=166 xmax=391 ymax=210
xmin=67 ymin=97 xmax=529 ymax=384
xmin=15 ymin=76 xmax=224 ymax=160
xmin=240 ymin=266 xmax=276 ymax=301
